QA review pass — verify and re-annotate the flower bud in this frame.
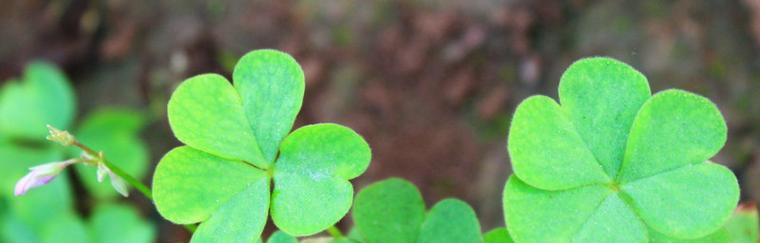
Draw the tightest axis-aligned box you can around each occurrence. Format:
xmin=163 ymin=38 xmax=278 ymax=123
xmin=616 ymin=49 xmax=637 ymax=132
xmin=14 ymin=159 xmax=78 ymax=196
xmin=46 ymin=125 xmax=75 ymax=146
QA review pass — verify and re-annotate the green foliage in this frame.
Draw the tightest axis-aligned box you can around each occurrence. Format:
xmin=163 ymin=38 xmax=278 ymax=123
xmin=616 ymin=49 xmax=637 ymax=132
xmin=483 ymin=227 xmax=513 ymax=243
xmin=266 ymin=231 xmax=298 ymax=243
xmin=351 ymin=178 xmax=481 ymax=243
xmin=233 ymin=50 xmax=304 ymax=163
xmin=353 ymin=178 xmax=425 ymax=243
xmin=647 ymin=206 xmax=759 ymax=243
xmin=0 ymin=61 xmax=154 ymax=242
xmin=72 ymin=109 xmax=149 ymax=199
xmin=2 ymin=203 xmax=154 ymax=243
xmin=153 ymin=49 xmax=371 ymax=242
xmin=0 ymin=62 xmax=75 ymax=139
xmin=89 ymin=204 xmax=155 ymax=243
xmin=724 ymin=204 xmax=759 ymax=243
xmin=504 ymin=57 xmax=739 ymax=242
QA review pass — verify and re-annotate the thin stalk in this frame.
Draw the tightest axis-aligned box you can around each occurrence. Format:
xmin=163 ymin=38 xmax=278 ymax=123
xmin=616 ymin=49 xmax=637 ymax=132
xmin=72 ymin=141 xmax=197 ymax=233
xmin=327 ymin=225 xmax=345 ymax=239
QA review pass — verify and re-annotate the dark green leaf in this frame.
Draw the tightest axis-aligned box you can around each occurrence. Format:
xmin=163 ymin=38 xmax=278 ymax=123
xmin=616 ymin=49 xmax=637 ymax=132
xmin=417 ymin=199 xmax=481 ymax=243
xmin=353 ymin=178 xmax=425 ymax=243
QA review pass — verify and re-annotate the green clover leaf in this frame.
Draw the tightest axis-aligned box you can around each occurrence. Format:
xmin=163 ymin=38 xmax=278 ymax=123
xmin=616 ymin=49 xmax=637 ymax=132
xmin=483 ymin=227 xmax=514 ymax=243
xmin=265 ymin=231 xmax=298 ymax=243
xmin=153 ymin=49 xmax=371 ymax=242
xmin=723 ymin=204 xmax=759 ymax=243
xmin=0 ymin=62 xmax=76 ymax=139
xmin=352 ymin=178 xmax=481 ymax=243
xmin=503 ymin=57 xmax=739 ymax=242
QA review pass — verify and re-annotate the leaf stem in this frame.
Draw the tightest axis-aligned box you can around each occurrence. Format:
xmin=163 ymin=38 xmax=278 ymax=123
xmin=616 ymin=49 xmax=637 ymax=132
xmin=71 ymin=140 xmax=197 ymax=233
xmin=327 ymin=225 xmax=345 ymax=239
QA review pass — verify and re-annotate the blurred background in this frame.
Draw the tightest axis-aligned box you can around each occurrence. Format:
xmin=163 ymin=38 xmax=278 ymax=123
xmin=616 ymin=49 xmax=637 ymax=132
xmin=1 ymin=0 xmax=759 ymax=242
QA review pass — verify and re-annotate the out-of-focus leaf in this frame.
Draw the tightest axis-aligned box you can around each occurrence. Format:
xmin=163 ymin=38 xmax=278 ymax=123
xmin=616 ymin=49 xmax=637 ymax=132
xmin=89 ymin=204 xmax=155 ymax=243
xmin=72 ymin=108 xmax=149 ymax=199
xmin=267 ymin=231 xmax=298 ymax=243
xmin=0 ymin=62 xmax=76 ymax=139
xmin=482 ymin=227 xmax=514 ymax=243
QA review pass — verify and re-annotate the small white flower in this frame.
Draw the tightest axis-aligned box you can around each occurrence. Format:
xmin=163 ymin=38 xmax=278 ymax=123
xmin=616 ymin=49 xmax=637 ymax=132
xmin=14 ymin=159 xmax=78 ymax=196
xmin=96 ymin=162 xmax=129 ymax=197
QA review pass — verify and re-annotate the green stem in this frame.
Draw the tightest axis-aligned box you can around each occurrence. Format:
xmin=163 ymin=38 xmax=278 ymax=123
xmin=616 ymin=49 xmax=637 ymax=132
xmin=102 ymin=159 xmax=152 ymax=199
xmin=72 ymin=141 xmax=197 ymax=233
xmin=327 ymin=225 xmax=345 ymax=239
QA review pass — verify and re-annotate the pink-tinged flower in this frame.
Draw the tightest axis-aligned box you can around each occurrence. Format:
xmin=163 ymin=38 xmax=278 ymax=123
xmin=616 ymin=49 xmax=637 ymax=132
xmin=14 ymin=159 xmax=78 ymax=196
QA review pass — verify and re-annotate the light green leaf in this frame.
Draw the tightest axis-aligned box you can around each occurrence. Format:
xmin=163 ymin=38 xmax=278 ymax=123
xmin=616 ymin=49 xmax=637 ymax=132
xmin=558 ymin=57 xmax=650 ymax=177
xmin=167 ymin=74 xmax=267 ymax=168
xmin=503 ymin=57 xmax=738 ymax=242
xmin=483 ymin=227 xmax=513 ymax=243
xmin=1 ymin=211 xmax=38 ymax=243
xmin=649 ymin=227 xmax=731 ymax=243
xmin=618 ymin=89 xmax=727 ymax=182
xmin=724 ymin=205 xmax=759 ymax=243
xmin=417 ymin=199 xmax=481 ymax=243
xmin=73 ymin=109 xmax=149 ymax=199
xmin=233 ymin=49 xmax=305 ymax=163
xmin=267 ymin=231 xmax=298 ymax=243
xmin=90 ymin=204 xmax=155 ymax=243
xmin=353 ymin=178 xmax=425 ymax=243
xmin=652 ymin=204 xmax=759 ymax=243
xmin=153 ymin=146 xmax=268 ymax=226
xmin=272 ymin=124 xmax=371 ymax=236
xmin=346 ymin=227 xmax=364 ymax=242
xmin=503 ymin=176 xmax=612 ymax=243
xmin=0 ymin=61 xmax=76 ymax=139
xmin=572 ymin=194 xmax=647 ymax=242
xmin=271 ymin=174 xmax=352 ymax=236
xmin=508 ymin=95 xmax=610 ymax=190
xmin=40 ymin=212 xmax=90 ymax=243
xmin=622 ymin=162 xmax=739 ymax=239
xmin=191 ymin=179 xmax=269 ymax=243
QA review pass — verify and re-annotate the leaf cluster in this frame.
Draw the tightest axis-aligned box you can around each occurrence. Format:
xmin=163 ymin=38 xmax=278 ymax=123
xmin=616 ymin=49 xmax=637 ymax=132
xmin=348 ymin=178 xmax=488 ymax=243
xmin=504 ymin=57 xmax=740 ymax=242
xmin=152 ymin=50 xmax=371 ymax=242
xmin=0 ymin=62 xmax=154 ymax=242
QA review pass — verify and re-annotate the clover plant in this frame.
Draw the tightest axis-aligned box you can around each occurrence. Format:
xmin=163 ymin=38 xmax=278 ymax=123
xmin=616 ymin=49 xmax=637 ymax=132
xmin=6 ymin=52 xmax=757 ymax=243
xmin=350 ymin=178 xmax=483 ymax=243
xmin=152 ymin=49 xmax=371 ymax=242
xmin=504 ymin=57 xmax=740 ymax=242
xmin=0 ymin=62 xmax=154 ymax=242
